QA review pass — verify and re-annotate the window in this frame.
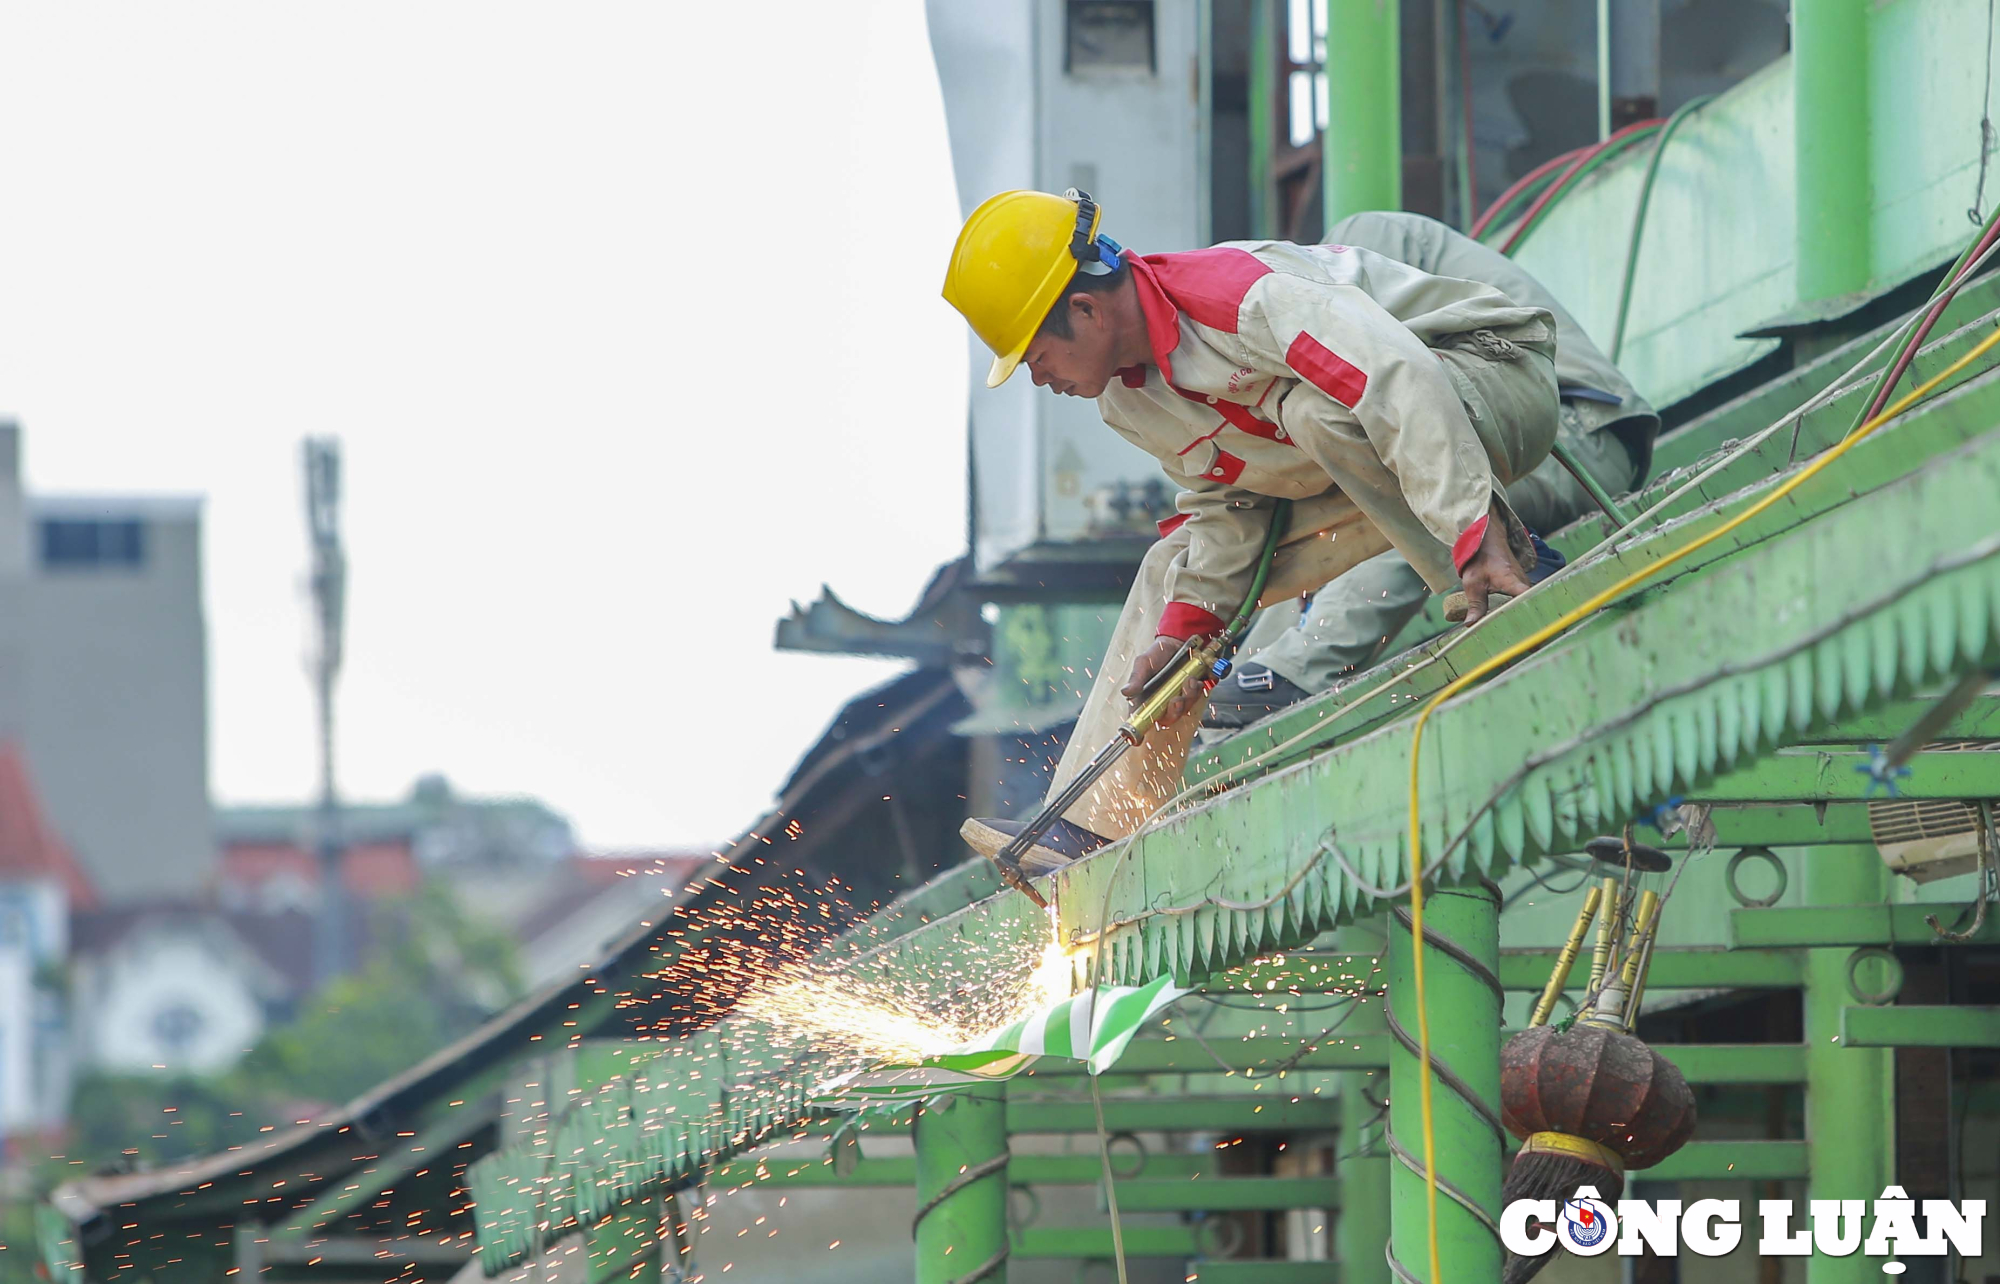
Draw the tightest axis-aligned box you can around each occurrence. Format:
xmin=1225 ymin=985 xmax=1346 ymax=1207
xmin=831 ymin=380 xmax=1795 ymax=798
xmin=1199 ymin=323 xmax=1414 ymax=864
xmin=1288 ymin=0 xmax=1328 ymax=147
xmin=1066 ymin=0 xmax=1156 ymax=74
xmin=39 ymin=518 xmax=145 ymax=570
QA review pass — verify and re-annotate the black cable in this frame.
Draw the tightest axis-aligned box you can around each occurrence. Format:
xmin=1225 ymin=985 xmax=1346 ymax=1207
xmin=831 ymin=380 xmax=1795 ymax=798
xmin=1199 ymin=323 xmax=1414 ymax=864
xmin=1973 ymin=0 xmax=1998 ymax=225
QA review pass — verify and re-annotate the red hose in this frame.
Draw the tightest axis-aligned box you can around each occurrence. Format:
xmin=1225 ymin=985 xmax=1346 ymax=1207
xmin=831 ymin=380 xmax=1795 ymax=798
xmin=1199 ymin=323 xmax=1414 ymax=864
xmin=1497 ymin=118 xmax=1665 ymax=255
xmin=1860 ymin=216 xmax=2000 ymax=423
xmin=1469 ymin=146 xmax=1586 ymax=240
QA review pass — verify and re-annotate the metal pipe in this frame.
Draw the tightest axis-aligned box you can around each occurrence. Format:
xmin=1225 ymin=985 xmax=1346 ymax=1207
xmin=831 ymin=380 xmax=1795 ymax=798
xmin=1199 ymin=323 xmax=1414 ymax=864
xmin=1804 ymin=847 xmax=1894 ymax=1284
xmin=1529 ymin=884 xmax=1602 ymax=1026
xmin=1387 ymin=883 xmax=1503 ymax=1284
xmin=915 ymin=1086 xmax=1009 ymax=1284
xmin=1594 ymin=0 xmax=1611 ymax=141
xmin=1607 ymin=0 xmax=1660 ymax=127
xmin=1324 ymin=0 xmax=1402 ymax=224
xmin=1793 ymin=0 xmax=1873 ymax=302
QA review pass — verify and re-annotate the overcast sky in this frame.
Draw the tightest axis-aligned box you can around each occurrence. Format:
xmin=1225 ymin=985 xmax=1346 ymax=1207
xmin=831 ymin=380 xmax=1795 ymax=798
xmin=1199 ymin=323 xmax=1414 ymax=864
xmin=0 ymin=3 xmax=970 ymax=852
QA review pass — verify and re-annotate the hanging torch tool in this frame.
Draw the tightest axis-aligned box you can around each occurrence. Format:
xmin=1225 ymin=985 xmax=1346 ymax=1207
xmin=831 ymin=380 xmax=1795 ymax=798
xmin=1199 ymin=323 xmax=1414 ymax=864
xmin=988 ymin=502 xmax=1292 ymax=908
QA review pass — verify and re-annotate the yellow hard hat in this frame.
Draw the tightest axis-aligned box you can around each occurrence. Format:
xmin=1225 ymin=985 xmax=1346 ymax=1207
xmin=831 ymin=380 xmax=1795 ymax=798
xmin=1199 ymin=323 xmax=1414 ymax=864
xmin=942 ymin=189 xmax=1112 ymax=388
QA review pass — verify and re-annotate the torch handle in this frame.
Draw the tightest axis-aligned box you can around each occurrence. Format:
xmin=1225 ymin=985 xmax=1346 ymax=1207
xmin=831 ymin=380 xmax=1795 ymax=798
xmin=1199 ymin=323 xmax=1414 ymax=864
xmin=1121 ymin=634 xmax=1228 ymax=741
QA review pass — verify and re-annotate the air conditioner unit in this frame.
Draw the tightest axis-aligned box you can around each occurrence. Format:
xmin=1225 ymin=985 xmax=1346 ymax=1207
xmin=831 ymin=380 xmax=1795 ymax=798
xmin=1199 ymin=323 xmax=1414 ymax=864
xmin=1867 ymin=741 xmax=1999 ymax=882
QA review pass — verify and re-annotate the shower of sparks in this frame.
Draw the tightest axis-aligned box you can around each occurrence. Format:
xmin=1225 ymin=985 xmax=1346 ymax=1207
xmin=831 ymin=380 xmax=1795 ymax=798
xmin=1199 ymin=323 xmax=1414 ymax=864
xmin=734 ymin=903 xmax=1075 ymax=1063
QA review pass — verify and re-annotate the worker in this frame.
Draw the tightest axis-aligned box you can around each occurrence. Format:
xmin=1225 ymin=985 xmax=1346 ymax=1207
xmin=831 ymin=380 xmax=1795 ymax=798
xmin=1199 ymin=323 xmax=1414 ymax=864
xmin=942 ymin=189 xmax=1563 ymax=871
xmin=1204 ymin=210 xmax=1662 ymax=727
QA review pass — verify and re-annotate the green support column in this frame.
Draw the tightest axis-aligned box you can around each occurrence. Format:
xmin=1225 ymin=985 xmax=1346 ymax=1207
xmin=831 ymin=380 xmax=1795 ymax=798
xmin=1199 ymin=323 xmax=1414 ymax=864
xmin=1803 ymin=847 xmax=1894 ymax=1284
xmin=1792 ymin=0 xmax=1872 ymax=301
xmin=1387 ymin=882 xmax=1503 ymax=1284
xmin=1323 ymin=0 xmax=1401 ymax=224
xmin=915 ymin=1084 xmax=1009 ymax=1284
xmin=1336 ymin=920 xmax=1392 ymax=1284
xmin=1248 ymin=0 xmax=1278 ymax=239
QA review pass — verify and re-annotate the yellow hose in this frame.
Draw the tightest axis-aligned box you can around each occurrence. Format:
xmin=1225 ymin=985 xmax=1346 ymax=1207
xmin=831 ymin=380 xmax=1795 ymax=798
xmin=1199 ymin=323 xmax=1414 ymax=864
xmin=1402 ymin=322 xmax=2000 ymax=1284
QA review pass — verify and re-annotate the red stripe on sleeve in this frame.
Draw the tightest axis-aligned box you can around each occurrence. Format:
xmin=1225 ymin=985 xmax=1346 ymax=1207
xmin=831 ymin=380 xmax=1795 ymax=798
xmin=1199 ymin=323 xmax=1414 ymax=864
xmin=1451 ymin=514 xmax=1490 ymax=574
xmin=1285 ymin=332 xmax=1369 ymax=408
xmin=1156 ymin=512 xmax=1191 ymax=538
xmin=1157 ymin=602 xmax=1227 ymax=641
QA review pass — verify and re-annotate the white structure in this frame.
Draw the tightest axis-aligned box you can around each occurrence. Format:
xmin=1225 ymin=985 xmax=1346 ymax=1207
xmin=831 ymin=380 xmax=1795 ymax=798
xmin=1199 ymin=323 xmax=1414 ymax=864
xmin=0 ymin=745 xmax=93 ymax=1142
xmin=928 ymin=0 xmax=1209 ymax=571
xmin=0 ymin=422 xmax=214 ymax=902
xmin=69 ymin=911 xmax=283 ymax=1074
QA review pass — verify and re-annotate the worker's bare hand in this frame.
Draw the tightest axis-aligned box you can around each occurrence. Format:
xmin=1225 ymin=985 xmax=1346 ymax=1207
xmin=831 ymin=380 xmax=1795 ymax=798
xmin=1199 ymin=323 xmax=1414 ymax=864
xmin=1122 ymin=634 xmax=1201 ymax=727
xmin=1457 ymin=514 xmax=1533 ymax=626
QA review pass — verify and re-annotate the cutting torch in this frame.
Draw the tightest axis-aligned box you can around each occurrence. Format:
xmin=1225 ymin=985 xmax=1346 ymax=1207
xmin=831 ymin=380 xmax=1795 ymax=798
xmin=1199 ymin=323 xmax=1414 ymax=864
xmin=987 ymin=501 xmax=1292 ymax=908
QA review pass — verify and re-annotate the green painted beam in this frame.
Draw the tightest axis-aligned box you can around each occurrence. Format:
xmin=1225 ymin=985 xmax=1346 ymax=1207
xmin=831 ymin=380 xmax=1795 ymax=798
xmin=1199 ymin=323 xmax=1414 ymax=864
xmin=1804 ymin=691 xmax=2000 ymax=742
xmin=1040 ymin=1032 xmax=1808 ymax=1072
xmin=1793 ymin=0 xmax=1872 ymax=301
xmin=1657 ymin=1043 xmax=1806 ymax=1084
xmin=1323 ymin=0 xmax=1400 ymax=223
xmin=1012 ymin=1226 xmax=1202 ymax=1259
xmin=1839 ymin=1005 xmax=2000 ymax=1047
xmin=712 ymin=1153 xmax=1220 ymax=1188
xmin=1806 ymin=846 xmax=1895 ymax=1284
xmin=1497 ymin=947 xmax=1804 ymax=990
xmin=1006 ymin=1097 xmax=1341 ymax=1133
xmin=1191 ymin=312 xmax=2000 ymax=788
xmin=1094 ymin=1176 xmax=1339 ymax=1212
xmin=1388 ymin=885 xmax=1501 ymax=1284
xmin=1730 ymin=903 xmax=2000 ymax=948
xmin=1651 ymin=273 xmax=2000 ymax=477
xmin=1189 ymin=1264 xmax=1339 ymax=1284
xmin=1334 ymin=918 xmax=1390 ymax=1284
xmin=1028 ymin=1036 xmax=1385 ymax=1074
xmin=270 ymin=1106 xmax=495 ymax=1240
xmin=1224 ymin=948 xmax=1804 ymax=994
xmin=1692 ymin=749 xmax=2000 ymax=803
xmin=473 ymin=395 xmax=2000 ymax=1269
xmin=1664 ymin=804 xmax=1876 ymax=847
xmin=586 ymin=1199 xmax=661 ymax=1284
xmin=1246 ymin=0 xmax=1277 ymax=240
xmin=915 ymin=1086 xmax=1006 ymax=1284
xmin=1643 ymin=1139 xmax=1810 ymax=1182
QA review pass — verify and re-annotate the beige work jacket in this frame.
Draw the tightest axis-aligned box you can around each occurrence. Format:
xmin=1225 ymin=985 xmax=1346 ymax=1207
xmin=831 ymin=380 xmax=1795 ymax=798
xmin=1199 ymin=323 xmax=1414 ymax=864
xmin=1098 ymin=240 xmax=1553 ymax=640
xmin=1328 ymin=210 xmax=1661 ymax=477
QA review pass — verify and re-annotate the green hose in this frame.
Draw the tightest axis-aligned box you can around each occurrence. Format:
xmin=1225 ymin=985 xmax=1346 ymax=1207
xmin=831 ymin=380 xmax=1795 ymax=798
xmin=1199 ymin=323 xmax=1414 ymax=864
xmin=1609 ymin=95 xmax=1716 ymax=362
xmin=1224 ymin=499 xmax=1293 ymax=639
xmin=1473 ymin=168 xmax=1566 ymax=245
xmin=1502 ymin=124 xmax=1661 ymax=254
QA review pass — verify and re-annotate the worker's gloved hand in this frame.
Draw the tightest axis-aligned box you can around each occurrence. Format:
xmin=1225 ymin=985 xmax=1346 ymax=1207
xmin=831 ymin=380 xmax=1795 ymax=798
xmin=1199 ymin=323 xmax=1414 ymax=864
xmin=1457 ymin=505 xmax=1534 ymax=625
xmin=1122 ymin=634 xmax=1203 ymax=728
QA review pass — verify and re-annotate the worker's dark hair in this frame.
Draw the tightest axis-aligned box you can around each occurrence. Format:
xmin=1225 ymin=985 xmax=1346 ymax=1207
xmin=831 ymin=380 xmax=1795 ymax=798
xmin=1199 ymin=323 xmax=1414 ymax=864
xmin=1035 ymin=257 xmax=1131 ymax=341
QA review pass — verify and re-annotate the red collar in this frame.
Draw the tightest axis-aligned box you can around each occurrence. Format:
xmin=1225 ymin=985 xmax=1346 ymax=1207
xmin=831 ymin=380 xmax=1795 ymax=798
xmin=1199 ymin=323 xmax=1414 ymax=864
xmin=1118 ymin=253 xmax=1184 ymax=387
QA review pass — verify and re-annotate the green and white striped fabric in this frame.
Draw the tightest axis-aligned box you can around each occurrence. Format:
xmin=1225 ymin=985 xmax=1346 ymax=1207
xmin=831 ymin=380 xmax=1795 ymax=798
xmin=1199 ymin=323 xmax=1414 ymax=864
xmin=809 ymin=975 xmax=1186 ymax=1110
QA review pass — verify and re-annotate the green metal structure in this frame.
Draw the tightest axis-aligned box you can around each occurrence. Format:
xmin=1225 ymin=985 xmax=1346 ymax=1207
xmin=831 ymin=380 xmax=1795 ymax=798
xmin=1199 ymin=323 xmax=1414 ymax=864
xmin=38 ymin=8 xmax=2000 ymax=1283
